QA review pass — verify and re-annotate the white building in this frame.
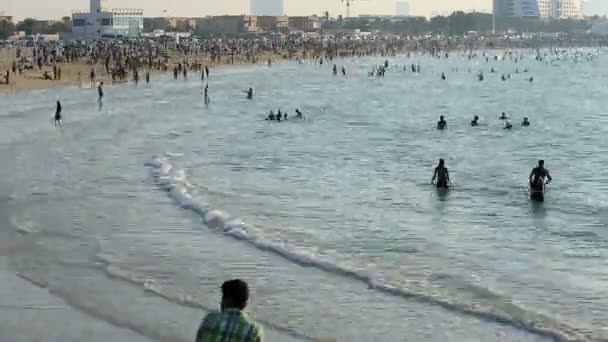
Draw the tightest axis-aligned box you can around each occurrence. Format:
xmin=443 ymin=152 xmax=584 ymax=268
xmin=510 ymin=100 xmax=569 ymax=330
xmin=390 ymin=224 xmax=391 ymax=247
xmin=71 ymin=0 xmax=143 ymax=39
xmin=251 ymin=0 xmax=284 ymax=16
xmin=552 ymin=0 xmax=584 ymax=19
xmin=395 ymin=1 xmax=410 ymax=16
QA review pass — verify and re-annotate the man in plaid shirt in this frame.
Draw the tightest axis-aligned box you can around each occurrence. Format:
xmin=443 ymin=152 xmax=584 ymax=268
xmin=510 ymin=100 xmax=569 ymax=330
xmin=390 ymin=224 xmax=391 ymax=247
xmin=196 ymin=279 xmax=263 ymax=342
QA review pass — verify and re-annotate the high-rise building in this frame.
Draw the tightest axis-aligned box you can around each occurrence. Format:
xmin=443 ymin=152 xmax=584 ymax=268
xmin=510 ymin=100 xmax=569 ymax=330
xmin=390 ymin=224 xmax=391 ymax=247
xmin=395 ymin=1 xmax=410 ymax=16
xmin=251 ymin=0 xmax=284 ymax=16
xmin=494 ymin=0 xmax=583 ymax=19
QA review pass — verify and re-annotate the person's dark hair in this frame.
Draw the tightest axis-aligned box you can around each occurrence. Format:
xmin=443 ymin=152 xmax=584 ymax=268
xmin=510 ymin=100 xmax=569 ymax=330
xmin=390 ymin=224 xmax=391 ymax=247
xmin=221 ymin=279 xmax=249 ymax=310
xmin=539 ymin=160 xmax=544 ymax=165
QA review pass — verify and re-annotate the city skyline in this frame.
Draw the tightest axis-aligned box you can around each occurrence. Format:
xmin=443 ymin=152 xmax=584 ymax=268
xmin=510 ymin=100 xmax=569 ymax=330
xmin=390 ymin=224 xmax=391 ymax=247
xmin=2 ymin=0 xmax=606 ymax=21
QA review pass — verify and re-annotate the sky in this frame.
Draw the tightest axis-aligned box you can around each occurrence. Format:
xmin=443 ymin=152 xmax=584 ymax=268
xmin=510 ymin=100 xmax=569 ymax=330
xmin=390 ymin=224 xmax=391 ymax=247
xmin=1 ymin=0 xmax=606 ymax=21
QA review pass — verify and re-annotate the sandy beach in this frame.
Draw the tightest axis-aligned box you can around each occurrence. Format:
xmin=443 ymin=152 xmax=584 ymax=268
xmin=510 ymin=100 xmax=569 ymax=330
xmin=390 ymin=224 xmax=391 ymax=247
xmin=0 ymin=46 xmax=289 ymax=93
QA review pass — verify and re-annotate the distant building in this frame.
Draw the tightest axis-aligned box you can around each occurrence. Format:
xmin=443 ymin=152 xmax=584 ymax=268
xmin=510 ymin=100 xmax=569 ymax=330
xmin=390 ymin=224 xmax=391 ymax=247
xmin=71 ymin=0 xmax=143 ymax=39
xmin=288 ymin=16 xmax=321 ymax=31
xmin=493 ymin=0 xmax=583 ymax=19
xmin=165 ymin=17 xmax=198 ymax=31
xmin=197 ymin=16 xmax=258 ymax=36
xmin=256 ymin=15 xmax=288 ymax=32
xmin=0 ymin=15 xmax=13 ymax=23
xmin=251 ymin=0 xmax=284 ymax=16
xmin=395 ymin=1 xmax=410 ymax=16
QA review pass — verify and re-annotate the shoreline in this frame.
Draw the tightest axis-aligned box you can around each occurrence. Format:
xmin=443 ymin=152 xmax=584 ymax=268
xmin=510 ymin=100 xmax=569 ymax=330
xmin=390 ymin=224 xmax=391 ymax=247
xmin=0 ymin=53 xmax=285 ymax=94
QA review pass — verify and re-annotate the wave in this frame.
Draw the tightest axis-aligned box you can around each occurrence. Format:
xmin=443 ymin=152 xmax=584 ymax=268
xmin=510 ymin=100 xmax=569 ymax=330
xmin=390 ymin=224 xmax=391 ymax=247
xmin=144 ymin=156 xmax=601 ymax=342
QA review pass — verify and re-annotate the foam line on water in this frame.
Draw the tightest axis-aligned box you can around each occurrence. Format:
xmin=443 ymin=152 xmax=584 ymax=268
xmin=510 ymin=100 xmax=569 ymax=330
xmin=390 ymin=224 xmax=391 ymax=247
xmin=144 ymin=157 xmax=599 ymax=342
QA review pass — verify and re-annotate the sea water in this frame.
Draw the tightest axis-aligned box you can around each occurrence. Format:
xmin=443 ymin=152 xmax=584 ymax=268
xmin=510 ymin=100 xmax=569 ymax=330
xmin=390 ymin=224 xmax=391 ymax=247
xmin=1 ymin=50 xmax=607 ymax=342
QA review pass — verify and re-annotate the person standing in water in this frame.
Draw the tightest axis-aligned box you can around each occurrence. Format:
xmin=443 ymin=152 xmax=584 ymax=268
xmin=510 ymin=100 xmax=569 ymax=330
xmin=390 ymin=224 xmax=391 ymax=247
xmin=244 ymin=87 xmax=253 ymax=100
xmin=54 ymin=100 xmax=62 ymax=127
xmin=97 ymin=82 xmax=104 ymax=111
xmin=437 ymin=115 xmax=447 ymax=130
xmin=204 ymin=85 xmax=209 ymax=106
xmin=529 ymin=160 xmax=552 ymax=191
xmin=431 ymin=159 xmax=450 ymax=189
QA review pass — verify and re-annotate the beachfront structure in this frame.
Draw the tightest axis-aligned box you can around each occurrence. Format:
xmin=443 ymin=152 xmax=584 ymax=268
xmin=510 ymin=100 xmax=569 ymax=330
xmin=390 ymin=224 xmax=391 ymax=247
xmin=0 ymin=15 xmax=13 ymax=23
xmin=197 ymin=16 xmax=258 ymax=36
xmin=395 ymin=2 xmax=411 ymax=16
xmin=71 ymin=0 xmax=143 ymax=39
xmin=288 ymin=16 xmax=322 ymax=31
xmin=493 ymin=0 xmax=583 ymax=19
xmin=257 ymin=16 xmax=288 ymax=32
xmin=251 ymin=0 xmax=284 ymax=16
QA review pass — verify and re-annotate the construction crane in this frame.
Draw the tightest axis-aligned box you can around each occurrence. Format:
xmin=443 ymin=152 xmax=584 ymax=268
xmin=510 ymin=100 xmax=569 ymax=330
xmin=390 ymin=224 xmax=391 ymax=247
xmin=341 ymin=0 xmax=370 ymax=18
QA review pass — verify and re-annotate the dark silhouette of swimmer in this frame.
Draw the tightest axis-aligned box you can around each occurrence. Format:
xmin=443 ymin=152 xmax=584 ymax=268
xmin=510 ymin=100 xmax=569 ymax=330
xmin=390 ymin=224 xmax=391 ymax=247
xmin=267 ymin=110 xmax=275 ymax=121
xmin=478 ymin=72 xmax=484 ymax=81
xmin=54 ymin=100 xmax=62 ymax=126
xmin=245 ymin=87 xmax=253 ymax=99
xmin=276 ymin=110 xmax=282 ymax=122
xmin=98 ymin=82 xmax=104 ymax=100
xmin=333 ymin=64 xmax=338 ymax=75
xmin=471 ymin=115 xmax=479 ymax=126
xmin=530 ymin=160 xmax=552 ymax=192
xmin=522 ymin=117 xmax=530 ymax=126
xmin=441 ymin=72 xmax=446 ymax=80
xmin=500 ymin=112 xmax=508 ymax=120
xmin=437 ymin=115 xmax=447 ymax=130
xmin=342 ymin=66 xmax=346 ymax=75
xmin=529 ymin=77 xmax=534 ymax=83
xmin=284 ymin=112 xmax=288 ymax=120
xmin=295 ymin=109 xmax=303 ymax=119
xmin=431 ymin=159 xmax=450 ymax=189
xmin=501 ymin=74 xmax=506 ymax=81
xmin=504 ymin=121 xmax=513 ymax=129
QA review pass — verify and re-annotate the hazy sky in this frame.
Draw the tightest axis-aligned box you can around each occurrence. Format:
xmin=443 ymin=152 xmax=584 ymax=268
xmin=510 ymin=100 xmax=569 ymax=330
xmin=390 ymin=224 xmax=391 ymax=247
xmin=3 ymin=0 xmax=492 ymax=20
xmin=2 ymin=0 xmax=606 ymax=21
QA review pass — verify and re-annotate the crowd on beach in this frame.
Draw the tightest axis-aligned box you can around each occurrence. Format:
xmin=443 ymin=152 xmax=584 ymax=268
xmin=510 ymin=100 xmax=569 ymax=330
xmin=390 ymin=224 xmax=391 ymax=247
xmin=1 ymin=34 xmax=606 ymax=90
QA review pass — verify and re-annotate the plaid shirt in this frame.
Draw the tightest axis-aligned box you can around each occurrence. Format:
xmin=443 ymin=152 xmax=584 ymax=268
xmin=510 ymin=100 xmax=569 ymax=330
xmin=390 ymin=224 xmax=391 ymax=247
xmin=196 ymin=309 xmax=263 ymax=342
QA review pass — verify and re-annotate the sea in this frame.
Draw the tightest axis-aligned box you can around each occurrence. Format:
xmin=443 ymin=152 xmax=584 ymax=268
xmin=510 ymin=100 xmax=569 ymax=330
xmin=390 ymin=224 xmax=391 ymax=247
xmin=1 ymin=50 xmax=607 ymax=342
